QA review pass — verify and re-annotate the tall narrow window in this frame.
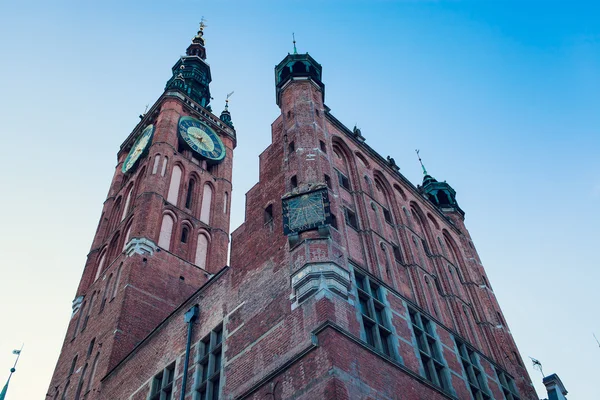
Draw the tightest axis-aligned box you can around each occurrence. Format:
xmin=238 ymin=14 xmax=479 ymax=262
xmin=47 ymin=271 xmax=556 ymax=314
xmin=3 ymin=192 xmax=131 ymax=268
xmin=99 ymin=274 xmax=112 ymax=312
xmin=195 ymin=325 xmax=223 ymax=400
xmin=288 ymin=141 xmax=295 ymax=153
xmin=354 ymin=271 xmax=393 ymax=357
xmin=86 ymin=352 xmax=100 ymax=394
xmin=290 ymin=175 xmax=298 ymax=188
xmin=264 ymin=205 xmax=273 ymax=224
xmin=185 ymin=179 xmax=195 ymax=209
xmin=200 ymin=184 xmax=212 ymax=224
xmin=382 ymin=207 xmax=393 ymax=224
xmin=167 ymin=165 xmax=182 ymax=205
xmin=73 ymin=302 xmax=86 ymax=338
xmin=81 ymin=292 xmax=96 ymax=332
xmin=223 ymin=192 xmax=228 ymax=214
xmin=158 ymin=214 xmax=174 ymax=251
xmin=150 ymin=363 xmax=175 ymax=400
xmin=320 ymin=140 xmax=326 ymax=153
xmin=456 ymin=339 xmax=490 ymax=399
xmin=324 ymin=174 xmax=331 ymax=188
xmin=73 ymin=363 xmax=88 ymax=400
xmin=161 ymin=157 xmax=168 ymax=176
xmin=121 ymin=186 xmax=133 ymax=221
xmin=392 ymin=244 xmax=403 ymax=263
xmin=337 ymin=170 xmax=351 ymax=190
xmin=111 ymin=264 xmax=122 ymax=299
xmin=181 ymin=226 xmax=189 ymax=243
xmin=152 ymin=155 xmax=161 ymax=174
xmin=344 ymin=207 xmax=359 ymax=230
xmin=409 ymin=308 xmax=449 ymax=391
xmin=123 ymin=224 xmax=133 ymax=251
xmin=195 ymin=234 xmax=209 ymax=269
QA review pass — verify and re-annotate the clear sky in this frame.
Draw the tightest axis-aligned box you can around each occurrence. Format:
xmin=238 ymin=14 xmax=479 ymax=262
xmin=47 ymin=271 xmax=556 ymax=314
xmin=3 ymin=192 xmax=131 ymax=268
xmin=0 ymin=1 xmax=598 ymax=398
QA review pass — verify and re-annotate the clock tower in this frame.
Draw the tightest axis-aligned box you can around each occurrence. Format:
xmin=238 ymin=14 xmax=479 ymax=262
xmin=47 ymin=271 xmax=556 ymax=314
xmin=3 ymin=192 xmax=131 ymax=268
xmin=46 ymin=23 xmax=236 ymax=400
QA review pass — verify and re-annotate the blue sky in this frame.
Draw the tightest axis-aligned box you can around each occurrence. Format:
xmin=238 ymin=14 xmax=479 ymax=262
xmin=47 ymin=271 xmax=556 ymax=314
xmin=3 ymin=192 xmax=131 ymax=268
xmin=0 ymin=1 xmax=598 ymax=398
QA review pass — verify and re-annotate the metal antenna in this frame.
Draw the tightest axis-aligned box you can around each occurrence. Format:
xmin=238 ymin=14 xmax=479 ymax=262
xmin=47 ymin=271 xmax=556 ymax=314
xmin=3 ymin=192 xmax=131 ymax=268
xmin=415 ymin=149 xmax=428 ymax=175
xmin=594 ymin=333 xmax=600 ymax=349
xmin=530 ymin=357 xmax=544 ymax=378
xmin=292 ymin=33 xmax=298 ymax=54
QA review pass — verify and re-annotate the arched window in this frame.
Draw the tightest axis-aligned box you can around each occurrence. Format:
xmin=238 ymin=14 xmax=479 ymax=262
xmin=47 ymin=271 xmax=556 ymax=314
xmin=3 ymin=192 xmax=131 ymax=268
xmin=121 ymin=185 xmax=133 ymax=221
xmin=264 ymin=205 xmax=273 ymax=224
xmin=73 ymin=301 xmax=86 ymax=338
xmin=158 ymin=214 xmax=174 ymax=250
xmin=123 ymin=223 xmax=133 ymax=251
xmin=167 ymin=165 xmax=182 ymax=205
xmin=185 ymin=179 xmax=195 ymax=209
xmin=290 ymin=175 xmax=298 ymax=188
xmin=152 ymin=155 xmax=160 ymax=174
xmin=200 ymin=184 xmax=212 ymax=224
xmin=195 ymin=234 xmax=209 ymax=269
xmin=161 ymin=157 xmax=168 ymax=177
xmin=181 ymin=226 xmax=189 ymax=243
xmin=94 ymin=252 xmax=106 ymax=282
xmin=424 ymin=276 xmax=441 ymax=318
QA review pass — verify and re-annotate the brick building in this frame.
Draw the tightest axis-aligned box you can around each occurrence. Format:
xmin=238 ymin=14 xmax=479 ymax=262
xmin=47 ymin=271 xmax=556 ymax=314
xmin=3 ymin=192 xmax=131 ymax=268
xmin=47 ymin=24 xmax=538 ymax=400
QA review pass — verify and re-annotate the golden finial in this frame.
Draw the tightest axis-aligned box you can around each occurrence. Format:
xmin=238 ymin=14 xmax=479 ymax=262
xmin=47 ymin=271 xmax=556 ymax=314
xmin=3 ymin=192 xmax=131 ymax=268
xmin=193 ymin=17 xmax=207 ymax=44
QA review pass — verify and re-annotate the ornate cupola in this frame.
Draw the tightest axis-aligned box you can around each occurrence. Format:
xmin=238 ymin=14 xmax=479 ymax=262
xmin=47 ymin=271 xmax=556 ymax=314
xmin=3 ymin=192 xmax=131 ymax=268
xmin=165 ymin=21 xmax=212 ymax=109
xmin=416 ymin=150 xmax=464 ymax=216
xmin=274 ymin=39 xmax=324 ymax=107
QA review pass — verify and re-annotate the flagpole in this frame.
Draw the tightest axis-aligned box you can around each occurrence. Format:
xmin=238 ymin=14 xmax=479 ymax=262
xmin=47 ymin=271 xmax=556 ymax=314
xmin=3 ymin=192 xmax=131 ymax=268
xmin=0 ymin=344 xmax=24 ymax=400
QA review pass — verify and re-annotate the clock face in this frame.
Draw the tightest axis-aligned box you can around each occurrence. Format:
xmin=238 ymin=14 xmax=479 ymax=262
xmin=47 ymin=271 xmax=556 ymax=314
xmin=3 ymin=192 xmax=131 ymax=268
xmin=282 ymin=188 xmax=332 ymax=235
xmin=122 ymin=124 xmax=154 ymax=173
xmin=178 ymin=116 xmax=226 ymax=162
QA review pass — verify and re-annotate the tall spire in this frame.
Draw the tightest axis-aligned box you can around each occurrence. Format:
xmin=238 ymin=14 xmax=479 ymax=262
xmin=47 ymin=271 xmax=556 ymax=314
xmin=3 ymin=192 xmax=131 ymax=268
xmin=165 ymin=22 xmax=212 ymax=108
xmin=292 ymin=33 xmax=298 ymax=54
xmin=416 ymin=149 xmax=428 ymax=176
xmin=0 ymin=346 xmax=23 ymax=400
xmin=192 ymin=18 xmax=207 ymax=47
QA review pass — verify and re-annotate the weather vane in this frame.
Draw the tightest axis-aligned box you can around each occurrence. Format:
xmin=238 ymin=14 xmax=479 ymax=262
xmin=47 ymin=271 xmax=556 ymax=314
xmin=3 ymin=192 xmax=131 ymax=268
xmin=530 ymin=357 xmax=544 ymax=377
xmin=415 ymin=149 xmax=428 ymax=175
xmin=1 ymin=345 xmax=24 ymax=398
xmin=225 ymin=91 xmax=234 ymax=110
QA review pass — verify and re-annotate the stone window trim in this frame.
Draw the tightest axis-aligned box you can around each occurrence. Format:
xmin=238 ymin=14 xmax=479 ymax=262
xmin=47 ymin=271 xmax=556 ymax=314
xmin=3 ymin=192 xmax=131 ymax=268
xmin=495 ymin=367 xmax=521 ymax=400
xmin=408 ymin=308 xmax=451 ymax=392
xmin=353 ymin=270 xmax=394 ymax=359
xmin=194 ymin=325 xmax=223 ymax=400
xmin=149 ymin=362 xmax=175 ymax=400
xmin=455 ymin=338 xmax=491 ymax=400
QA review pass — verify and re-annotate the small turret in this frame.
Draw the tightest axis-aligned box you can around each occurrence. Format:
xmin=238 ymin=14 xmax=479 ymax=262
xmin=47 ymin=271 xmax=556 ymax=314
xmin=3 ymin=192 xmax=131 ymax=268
xmin=274 ymin=37 xmax=324 ymax=107
xmin=220 ymin=93 xmax=234 ymax=129
xmin=416 ymin=150 xmax=464 ymax=216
